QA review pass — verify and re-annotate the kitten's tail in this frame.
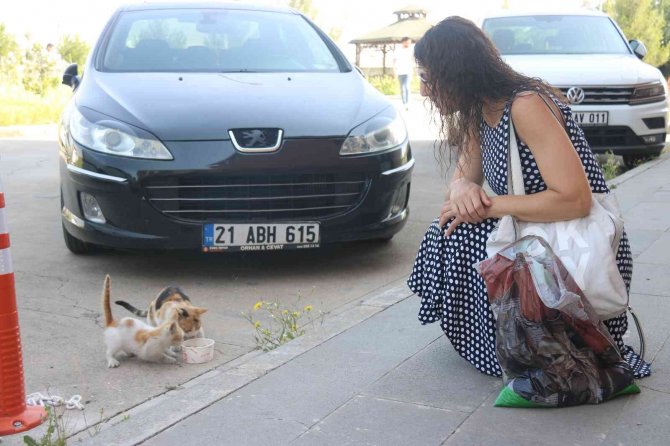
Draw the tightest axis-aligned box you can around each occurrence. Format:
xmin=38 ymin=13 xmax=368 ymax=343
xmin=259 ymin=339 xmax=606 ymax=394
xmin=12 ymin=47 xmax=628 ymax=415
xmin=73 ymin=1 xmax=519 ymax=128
xmin=102 ymin=275 xmax=115 ymax=327
xmin=114 ymin=300 xmax=148 ymax=318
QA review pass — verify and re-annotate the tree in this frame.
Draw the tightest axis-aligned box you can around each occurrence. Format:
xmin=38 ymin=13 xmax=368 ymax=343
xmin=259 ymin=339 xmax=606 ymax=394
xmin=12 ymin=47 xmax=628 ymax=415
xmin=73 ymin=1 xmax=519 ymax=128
xmin=288 ymin=0 xmax=317 ymax=20
xmin=604 ymin=0 xmax=670 ymax=67
xmin=0 ymin=23 xmax=19 ymax=83
xmin=58 ymin=34 xmax=90 ymax=67
xmin=22 ymin=43 xmax=58 ymax=96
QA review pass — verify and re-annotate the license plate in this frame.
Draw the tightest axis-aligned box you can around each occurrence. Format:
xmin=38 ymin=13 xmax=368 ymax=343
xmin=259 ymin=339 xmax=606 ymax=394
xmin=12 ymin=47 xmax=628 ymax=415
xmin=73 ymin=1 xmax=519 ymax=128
xmin=203 ymin=223 xmax=320 ymax=252
xmin=572 ymin=111 xmax=608 ymax=127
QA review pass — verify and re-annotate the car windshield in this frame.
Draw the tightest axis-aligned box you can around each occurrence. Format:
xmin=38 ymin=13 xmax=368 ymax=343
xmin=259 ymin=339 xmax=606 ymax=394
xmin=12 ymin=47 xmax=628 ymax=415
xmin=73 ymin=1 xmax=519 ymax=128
xmin=482 ymin=15 xmax=630 ymax=55
xmin=102 ymin=8 xmax=341 ymax=72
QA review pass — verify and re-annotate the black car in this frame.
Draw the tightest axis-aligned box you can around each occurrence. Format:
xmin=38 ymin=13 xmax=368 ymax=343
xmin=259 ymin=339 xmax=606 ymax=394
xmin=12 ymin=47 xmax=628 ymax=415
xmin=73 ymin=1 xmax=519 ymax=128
xmin=59 ymin=2 xmax=413 ymax=253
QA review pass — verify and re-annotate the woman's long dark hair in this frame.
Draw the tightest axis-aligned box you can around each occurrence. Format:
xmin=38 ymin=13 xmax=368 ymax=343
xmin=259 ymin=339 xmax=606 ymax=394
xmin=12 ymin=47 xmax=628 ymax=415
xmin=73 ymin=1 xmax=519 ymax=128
xmin=414 ymin=16 xmax=562 ymax=171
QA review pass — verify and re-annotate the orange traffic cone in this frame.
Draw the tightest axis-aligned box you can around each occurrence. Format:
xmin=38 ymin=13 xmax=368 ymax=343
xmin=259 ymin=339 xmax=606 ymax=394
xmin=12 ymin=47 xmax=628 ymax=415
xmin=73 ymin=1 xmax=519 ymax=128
xmin=0 ymin=187 xmax=46 ymax=435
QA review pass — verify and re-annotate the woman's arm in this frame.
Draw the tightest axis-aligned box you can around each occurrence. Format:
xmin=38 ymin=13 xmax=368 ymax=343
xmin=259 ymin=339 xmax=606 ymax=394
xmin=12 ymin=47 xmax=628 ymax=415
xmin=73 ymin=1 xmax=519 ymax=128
xmin=486 ymin=93 xmax=592 ymax=222
xmin=441 ymin=134 xmax=492 ymax=225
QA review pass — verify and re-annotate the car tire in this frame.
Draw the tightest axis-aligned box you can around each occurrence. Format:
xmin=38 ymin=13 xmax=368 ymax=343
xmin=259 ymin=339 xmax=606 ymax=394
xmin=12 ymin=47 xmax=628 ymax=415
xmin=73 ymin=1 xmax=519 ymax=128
xmin=62 ymin=224 xmax=95 ymax=254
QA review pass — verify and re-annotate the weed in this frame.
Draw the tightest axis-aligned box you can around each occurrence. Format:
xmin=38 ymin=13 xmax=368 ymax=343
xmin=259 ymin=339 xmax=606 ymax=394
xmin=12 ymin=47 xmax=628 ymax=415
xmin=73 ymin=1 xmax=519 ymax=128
xmin=23 ymin=407 xmax=67 ymax=446
xmin=601 ymin=151 xmax=620 ymax=181
xmin=242 ymin=296 xmax=325 ymax=351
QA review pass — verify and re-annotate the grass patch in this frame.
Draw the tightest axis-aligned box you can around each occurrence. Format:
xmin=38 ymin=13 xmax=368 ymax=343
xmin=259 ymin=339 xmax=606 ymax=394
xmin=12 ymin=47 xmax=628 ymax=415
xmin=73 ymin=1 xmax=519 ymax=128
xmin=601 ymin=151 xmax=621 ymax=181
xmin=0 ymin=85 xmax=70 ymax=126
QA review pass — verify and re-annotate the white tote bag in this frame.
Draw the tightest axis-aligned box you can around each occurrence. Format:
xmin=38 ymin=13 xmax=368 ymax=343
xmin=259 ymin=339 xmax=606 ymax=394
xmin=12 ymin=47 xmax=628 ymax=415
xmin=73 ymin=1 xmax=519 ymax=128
xmin=485 ymin=118 xmax=629 ymax=321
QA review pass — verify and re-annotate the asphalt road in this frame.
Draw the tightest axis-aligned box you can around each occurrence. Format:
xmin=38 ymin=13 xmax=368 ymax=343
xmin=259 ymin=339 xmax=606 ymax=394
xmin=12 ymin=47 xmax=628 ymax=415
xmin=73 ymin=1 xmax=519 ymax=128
xmin=0 ymin=101 xmax=450 ymax=437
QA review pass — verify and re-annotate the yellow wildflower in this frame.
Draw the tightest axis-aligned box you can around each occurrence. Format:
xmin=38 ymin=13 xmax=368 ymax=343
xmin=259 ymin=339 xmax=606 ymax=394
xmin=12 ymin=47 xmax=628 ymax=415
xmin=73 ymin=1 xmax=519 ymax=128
xmin=253 ymin=301 xmax=263 ymax=311
xmin=292 ymin=311 xmax=300 ymax=318
xmin=283 ymin=309 xmax=289 ymax=315
xmin=304 ymin=305 xmax=313 ymax=312
xmin=254 ymin=321 xmax=261 ymax=328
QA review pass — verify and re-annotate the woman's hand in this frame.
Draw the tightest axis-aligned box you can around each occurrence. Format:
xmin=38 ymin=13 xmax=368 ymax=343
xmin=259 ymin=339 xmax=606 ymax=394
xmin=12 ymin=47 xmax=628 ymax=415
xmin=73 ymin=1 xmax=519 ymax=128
xmin=448 ymin=178 xmax=492 ymax=223
xmin=440 ymin=179 xmax=492 ymax=236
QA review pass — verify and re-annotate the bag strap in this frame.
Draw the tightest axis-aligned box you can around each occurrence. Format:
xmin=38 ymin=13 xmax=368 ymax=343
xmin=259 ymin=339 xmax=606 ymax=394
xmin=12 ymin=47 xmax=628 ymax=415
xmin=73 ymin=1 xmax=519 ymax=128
xmin=507 ymin=117 xmax=526 ymax=197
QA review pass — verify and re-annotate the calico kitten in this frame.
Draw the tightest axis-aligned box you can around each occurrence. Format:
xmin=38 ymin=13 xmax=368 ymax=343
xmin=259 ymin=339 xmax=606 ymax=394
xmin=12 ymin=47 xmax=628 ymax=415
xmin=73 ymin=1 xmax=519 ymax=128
xmin=115 ymin=286 xmax=207 ymax=340
xmin=102 ymin=275 xmax=184 ymax=368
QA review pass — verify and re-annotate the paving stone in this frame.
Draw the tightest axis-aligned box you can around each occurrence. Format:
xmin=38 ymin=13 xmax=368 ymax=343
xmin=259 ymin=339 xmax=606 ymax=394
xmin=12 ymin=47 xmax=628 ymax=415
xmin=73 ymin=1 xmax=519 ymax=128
xmin=623 ymin=203 xmax=670 ymax=232
xmin=629 ymin=262 xmax=670 ymax=298
xmin=292 ymin=394 xmax=467 ymax=446
xmin=640 ymin=337 xmax=670 ymax=395
xmin=602 ymin=388 xmax=670 ymax=446
xmin=364 ymin=339 xmax=500 ymax=413
xmin=635 ymin=232 xmax=670 ymax=266
xmin=625 ymin=229 xmax=664 ymax=258
xmin=443 ymin=391 xmax=632 ymax=446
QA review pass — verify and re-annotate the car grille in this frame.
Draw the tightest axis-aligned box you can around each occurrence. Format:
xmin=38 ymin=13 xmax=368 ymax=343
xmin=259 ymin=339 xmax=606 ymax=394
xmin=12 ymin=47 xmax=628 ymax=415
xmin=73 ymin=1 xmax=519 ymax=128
xmin=558 ymin=86 xmax=634 ymax=105
xmin=144 ymin=173 xmax=370 ymax=222
xmin=581 ymin=126 xmax=642 ymax=148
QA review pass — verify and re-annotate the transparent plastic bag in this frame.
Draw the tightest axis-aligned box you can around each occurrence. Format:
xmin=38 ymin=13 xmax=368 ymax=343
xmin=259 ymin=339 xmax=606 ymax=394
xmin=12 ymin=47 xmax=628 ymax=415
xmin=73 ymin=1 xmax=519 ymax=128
xmin=474 ymin=235 xmax=639 ymax=408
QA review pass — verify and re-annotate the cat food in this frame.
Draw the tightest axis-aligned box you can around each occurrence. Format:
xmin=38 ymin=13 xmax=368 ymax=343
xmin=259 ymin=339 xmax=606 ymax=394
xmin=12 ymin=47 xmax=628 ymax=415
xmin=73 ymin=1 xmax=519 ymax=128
xmin=181 ymin=338 xmax=215 ymax=364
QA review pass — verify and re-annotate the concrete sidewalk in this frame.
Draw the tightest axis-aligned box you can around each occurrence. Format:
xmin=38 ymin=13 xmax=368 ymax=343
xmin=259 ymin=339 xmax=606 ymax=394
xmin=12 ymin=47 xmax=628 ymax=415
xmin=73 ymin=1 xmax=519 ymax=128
xmin=61 ymin=152 xmax=670 ymax=446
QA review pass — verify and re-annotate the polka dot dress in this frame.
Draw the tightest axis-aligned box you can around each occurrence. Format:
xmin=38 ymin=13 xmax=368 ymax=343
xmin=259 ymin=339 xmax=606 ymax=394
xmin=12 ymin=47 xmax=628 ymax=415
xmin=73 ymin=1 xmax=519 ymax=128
xmin=408 ymin=88 xmax=651 ymax=379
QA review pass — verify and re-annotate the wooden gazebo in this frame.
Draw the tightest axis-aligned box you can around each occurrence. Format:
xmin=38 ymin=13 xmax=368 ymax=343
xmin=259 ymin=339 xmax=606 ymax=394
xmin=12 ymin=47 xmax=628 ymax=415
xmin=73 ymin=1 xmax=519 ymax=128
xmin=350 ymin=4 xmax=432 ymax=73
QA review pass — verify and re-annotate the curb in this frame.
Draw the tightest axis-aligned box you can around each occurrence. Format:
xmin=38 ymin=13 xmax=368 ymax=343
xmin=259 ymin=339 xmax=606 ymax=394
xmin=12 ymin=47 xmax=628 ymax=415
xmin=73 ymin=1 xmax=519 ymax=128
xmin=607 ymin=151 xmax=670 ymax=188
xmin=69 ymin=279 xmax=414 ymax=446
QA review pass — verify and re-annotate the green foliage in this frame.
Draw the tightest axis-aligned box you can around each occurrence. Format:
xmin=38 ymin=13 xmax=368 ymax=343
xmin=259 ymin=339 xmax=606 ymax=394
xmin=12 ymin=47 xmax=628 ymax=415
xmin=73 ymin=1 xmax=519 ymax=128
xmin=23 ymin=407 xmax=67 ymax=446
xmin=0 ymin=84 xmax=69 ymax=126
xmin=288 ymin=0 xmax=317 ymax=19
xmin=368 ymin=75 xmax=400 ymax=95
xmin=58 ymin=34 xmax=90 ymax=67
xmin=605 ymin=0 xmax=670 ymax=67
xmin=367 ymin=74 xmax=421 ymax=96
xmin=22 ymin=43 xmax=59 ymax=96
xmin=0 ymin=23 xmax=19 ymax=83
xmin=601 ymin=151 xmax=621 ymax=181
xmin=242 ymin=298 xmax=324 ymax=351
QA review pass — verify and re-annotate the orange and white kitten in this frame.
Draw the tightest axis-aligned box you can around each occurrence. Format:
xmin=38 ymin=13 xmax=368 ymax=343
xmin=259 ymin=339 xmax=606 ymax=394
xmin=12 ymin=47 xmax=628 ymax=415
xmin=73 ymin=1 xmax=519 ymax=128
xmin=115 ymin=286 xmax=207 ymax=340
xmin=102 ymin=275 xmax=184 ymax=368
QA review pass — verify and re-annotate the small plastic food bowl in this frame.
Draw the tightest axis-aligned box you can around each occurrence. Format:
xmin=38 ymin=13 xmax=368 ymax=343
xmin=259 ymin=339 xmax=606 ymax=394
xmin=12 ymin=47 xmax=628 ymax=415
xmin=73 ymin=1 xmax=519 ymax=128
xmin=181 ymin=338 xmax=215 ymax=364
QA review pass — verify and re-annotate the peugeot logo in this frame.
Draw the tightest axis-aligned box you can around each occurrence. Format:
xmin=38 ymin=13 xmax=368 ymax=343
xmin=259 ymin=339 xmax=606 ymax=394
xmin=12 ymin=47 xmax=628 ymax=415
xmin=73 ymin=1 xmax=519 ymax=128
xmin=566 ymin=87 xmax=585 ymax=105
xmin=228 ymin=128 xmax=283 ymax=153
xmin=242 ymin=129 xmax=267 ymax=147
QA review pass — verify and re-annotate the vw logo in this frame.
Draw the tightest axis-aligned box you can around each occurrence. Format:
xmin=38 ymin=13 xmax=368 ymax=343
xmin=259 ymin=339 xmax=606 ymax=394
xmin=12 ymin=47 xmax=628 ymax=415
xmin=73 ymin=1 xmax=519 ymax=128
xmin=566 ymin=87 xmax=585 ymax=105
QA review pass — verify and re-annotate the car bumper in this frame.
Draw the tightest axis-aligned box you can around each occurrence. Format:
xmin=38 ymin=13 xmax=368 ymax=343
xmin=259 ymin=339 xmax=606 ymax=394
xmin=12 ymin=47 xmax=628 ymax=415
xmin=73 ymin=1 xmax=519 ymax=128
xmin=571 ymin=99 xmax=669 ymax=155
xmin=60 ymin=138 xmax=413 ymax=250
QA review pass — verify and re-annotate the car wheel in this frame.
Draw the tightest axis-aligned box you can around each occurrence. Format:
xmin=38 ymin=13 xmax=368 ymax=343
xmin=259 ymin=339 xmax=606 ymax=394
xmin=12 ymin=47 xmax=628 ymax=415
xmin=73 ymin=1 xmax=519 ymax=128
xmin=622 ymin=154 xmax=649 ymax=169
xmin=62 ymin=224 xmax=95 ymax=254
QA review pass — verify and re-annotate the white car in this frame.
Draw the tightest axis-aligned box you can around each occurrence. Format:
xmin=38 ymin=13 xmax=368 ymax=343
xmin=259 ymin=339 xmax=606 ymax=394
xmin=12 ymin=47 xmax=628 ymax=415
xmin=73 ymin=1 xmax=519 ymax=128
xmin=482 ymin=10 xmax=669 ymax=167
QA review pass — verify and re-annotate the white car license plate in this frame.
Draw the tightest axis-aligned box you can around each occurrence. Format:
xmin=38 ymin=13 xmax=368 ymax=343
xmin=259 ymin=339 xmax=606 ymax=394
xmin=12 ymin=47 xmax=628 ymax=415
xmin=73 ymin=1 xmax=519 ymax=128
xmin=572 ymin=111 xmax=608 ymax=127
xmin=203 ymin=223 xmax=320 ymax=252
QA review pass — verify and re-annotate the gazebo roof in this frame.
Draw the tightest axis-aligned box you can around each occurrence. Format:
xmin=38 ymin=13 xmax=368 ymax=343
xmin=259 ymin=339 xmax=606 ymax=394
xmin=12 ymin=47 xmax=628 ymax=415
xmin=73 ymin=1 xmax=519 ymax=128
xmin=393 ymin=4 xmax=429 ymax=15
xmin=349 ymin=17 xmax=432 ymax=45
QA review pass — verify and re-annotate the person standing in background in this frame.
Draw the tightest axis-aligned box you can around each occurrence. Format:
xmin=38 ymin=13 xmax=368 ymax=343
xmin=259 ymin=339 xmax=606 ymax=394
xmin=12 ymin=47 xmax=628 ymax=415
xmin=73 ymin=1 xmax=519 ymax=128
xmin=393 ymin=37 xmax=413 ymax=110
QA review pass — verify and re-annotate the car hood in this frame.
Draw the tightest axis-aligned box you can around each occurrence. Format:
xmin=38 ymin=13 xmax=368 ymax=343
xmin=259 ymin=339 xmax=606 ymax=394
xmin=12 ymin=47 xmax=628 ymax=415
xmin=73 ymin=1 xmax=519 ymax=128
xmin=502 ymin=54 xmax=663 ymax=86
xmin=76 ymin=71 xmax=389 ymax=141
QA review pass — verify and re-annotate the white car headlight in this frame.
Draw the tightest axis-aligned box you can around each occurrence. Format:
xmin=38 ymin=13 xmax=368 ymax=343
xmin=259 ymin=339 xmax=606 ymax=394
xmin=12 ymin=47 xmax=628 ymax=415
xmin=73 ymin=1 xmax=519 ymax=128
xmin=340 ymin=109 xmax=408 ymax=156
xmin=630 ymin=81 xmax=666 ymax=105
xmin=69 ymin=107 xmax=173 ymax=160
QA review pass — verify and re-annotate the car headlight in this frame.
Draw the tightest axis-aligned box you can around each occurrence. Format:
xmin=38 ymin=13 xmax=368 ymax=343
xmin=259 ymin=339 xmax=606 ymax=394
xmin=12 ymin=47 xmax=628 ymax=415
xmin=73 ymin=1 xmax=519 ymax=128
xmin=69 ymin=107 xmax=173 ymax=160
xmin=340 ymin=108 xmax=408 ymax=155
xmin=630 ymin=82 xmax=666 ymax=105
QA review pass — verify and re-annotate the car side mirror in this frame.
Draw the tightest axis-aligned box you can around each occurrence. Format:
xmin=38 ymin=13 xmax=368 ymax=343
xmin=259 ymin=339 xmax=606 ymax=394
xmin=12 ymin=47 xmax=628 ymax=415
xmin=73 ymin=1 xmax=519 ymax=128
xmin=62 ymin=63 xmax=81 ymax=90
xmin=629 ymin=39 xmax=647 ymax=60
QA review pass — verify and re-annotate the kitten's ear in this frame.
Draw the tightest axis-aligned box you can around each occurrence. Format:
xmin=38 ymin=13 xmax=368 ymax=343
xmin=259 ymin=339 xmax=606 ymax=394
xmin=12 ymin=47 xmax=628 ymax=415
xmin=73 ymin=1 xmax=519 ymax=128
xmin=177 ymin=308 xmax=189 ymax=318
xmin=195 ymin=307 xmax=208 ymax=315
xmin=169 ymin=321 xmax=179 ymax=333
